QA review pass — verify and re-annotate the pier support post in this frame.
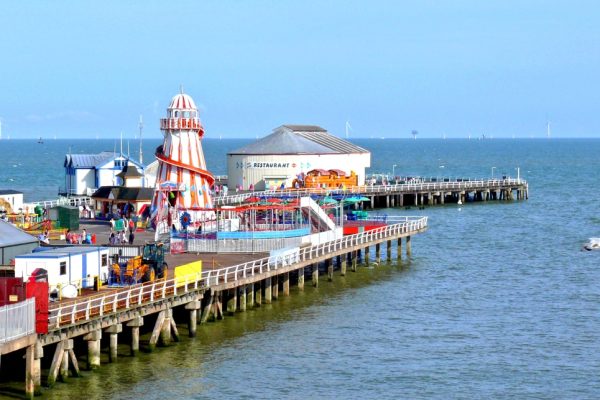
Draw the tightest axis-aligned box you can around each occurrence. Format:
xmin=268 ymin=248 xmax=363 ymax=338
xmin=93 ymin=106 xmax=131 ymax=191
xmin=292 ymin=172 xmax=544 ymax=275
xmin=365 ymin=246 xmax=370 ymax=266
xmin=272 ymin=275 xmax=279 ymax=300
xmin=397 ymin=238 xmax=402 ymax=261
xmin=47 ymin=341 xmax=65 ymax=387
xmin=239 ymin=286 xmax=247 ymax=311
xmin=185 ymin=301 xmax=201 ymax=337
xmin=201 ymin=292 xmax=214 ymax=323
xmin=60 ymin=340 xmax=74 ymax=382
xmin=84 ymin=330 xmax=102 ymax=370
xmin=227 ymin=288 xmax=237 ymax=314
xmin=105 ymin=323 xmax=122 ymax=362
xmin=351 ymin=251 xmax=357 ymax=272
xmin=148 ymin=311 xmax=166 ymax=351
xmin=283 ymin=272 xmax=290 ymax=296
xmin=312 ymin=264 xmax=319 ymax=287
xmin=31 ymin=342 xmax=42 ymax=395
xmin=399 ymin=194 xmax=404 ymax=207
xmin=341 ymin=258 xmax=347 ymax=276
xmin=25 ymin=344 xmax=35 ymax=398
xmin=375 ymin=243 xmax=381 ymax=262
xmin=327 ymin=259 xmax=333 ymax=281
xmin=255 ymin=282 xmax=262 ymax=306
xmin=370 ymin=196 xmax=375 ymax=209
xmin=298 ymin=267 xmax=305 ymax=290
xmin=247 ymin=283 xmax=255 ymax=307
xmin=387 ymin=240 xmax=392 ymax=261
xmin=160 ymin=309 xmax=173 ymax=346
xmin=264 ymin=277 xmax=272 ymax=304
xmin=440 ymin=192 xmax=445 ymax=204
xmin=406 ymin=235 xmax=412 ymax=257
xmin=386 ymin=195 xmax=390 ymax=208
xmin=127 ymin=316 xmax=144 ymax=355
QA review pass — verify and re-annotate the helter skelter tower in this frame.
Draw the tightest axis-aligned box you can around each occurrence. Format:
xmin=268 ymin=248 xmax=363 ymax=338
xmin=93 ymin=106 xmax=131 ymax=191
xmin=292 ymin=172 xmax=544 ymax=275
xmin=151 ymin=90 xmax=215 ymax=239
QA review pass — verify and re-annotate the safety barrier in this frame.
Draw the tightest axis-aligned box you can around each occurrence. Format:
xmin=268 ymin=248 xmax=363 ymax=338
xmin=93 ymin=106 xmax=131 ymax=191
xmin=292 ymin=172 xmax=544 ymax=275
xmin=0 ymin=298 xmax=36 ymax=344
xmin=214 ymin=179 xmax=527 ymax=205
xmin=47 ymin=216 xmax=427 ymax=330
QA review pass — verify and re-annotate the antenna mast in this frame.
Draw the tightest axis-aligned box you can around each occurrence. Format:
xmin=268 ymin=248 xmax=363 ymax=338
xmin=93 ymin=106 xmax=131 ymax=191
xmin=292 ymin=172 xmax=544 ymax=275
xmin=139 ymin=115 xmax=144 ymax=164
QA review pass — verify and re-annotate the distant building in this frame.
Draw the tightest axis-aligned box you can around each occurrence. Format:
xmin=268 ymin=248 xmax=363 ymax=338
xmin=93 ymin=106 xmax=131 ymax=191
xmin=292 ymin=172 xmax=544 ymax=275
xmin=90 ymin=165 xmax=154 ymax=219
xmin=0 ymin=190 xmax=24 ymax=213
xmin=0 ymin=221 xmax=38 ymax=265
xmin=227 ymin=125 xmax=371 ymax=190
xmin=63 ymin=152 xmax=145 ymax=196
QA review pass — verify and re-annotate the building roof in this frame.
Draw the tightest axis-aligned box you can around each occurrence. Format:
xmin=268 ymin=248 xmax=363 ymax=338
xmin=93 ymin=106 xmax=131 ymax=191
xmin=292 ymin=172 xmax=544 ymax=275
xmin=229 ymin=125 xmax=370 ymax=155
xmin=168 ymin=93 xmax=197 ymax=110
xmin=16 ymin=246 xmax=107 ymax=259
xmin=64 ymin=152 xmax=114 ymax=168
xmin=116 ymin=164 xmax=143 ymax=179
xmin=91 ymin=186 xmax=154 ymax=202
xmin=0 ymin=189 xmax=23 ymax=195
xmin=0 ymin=221 xmax=38 ymax=247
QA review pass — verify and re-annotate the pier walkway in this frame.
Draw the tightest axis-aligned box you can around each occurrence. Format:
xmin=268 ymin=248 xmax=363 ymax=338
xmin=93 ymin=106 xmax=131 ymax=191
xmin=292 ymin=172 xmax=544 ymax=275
xmin=214 ymin=178 xmax=528 ymax=208
xmin=9 ymin=216 xmax=426 ymax=398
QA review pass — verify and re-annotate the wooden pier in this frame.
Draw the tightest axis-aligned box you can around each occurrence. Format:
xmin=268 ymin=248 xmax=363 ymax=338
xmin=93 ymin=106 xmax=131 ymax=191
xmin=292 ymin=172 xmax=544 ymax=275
xmin=1 ymin=217 xmax=427 ymax=398
xmin=215 ymin=178 xmax=529 ymax=208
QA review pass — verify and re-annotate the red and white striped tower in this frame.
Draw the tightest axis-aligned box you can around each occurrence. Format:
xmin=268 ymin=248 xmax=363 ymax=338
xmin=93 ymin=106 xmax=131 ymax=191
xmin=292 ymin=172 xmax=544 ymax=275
xmin=152 ymin=91 xmax=215 ymax=239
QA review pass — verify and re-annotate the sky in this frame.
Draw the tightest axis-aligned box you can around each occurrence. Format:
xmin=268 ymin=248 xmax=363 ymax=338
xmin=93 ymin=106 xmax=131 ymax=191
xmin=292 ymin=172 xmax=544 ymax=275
xmin=0 ymin=0 xmax=599 ymax=139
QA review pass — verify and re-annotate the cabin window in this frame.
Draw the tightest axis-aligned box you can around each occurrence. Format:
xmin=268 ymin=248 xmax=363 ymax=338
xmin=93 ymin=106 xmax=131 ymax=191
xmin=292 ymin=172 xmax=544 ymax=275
xmin=102 ymin=254 xmax=108 ymax=267
xmin=60 ymin=261 xmax=67 ymax=276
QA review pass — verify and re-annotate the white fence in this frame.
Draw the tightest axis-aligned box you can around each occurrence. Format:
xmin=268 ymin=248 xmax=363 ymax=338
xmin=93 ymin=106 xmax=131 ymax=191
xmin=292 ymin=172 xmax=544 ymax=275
xmin=25 ymin=196 xmax=93 ymax=210
xmin=0 ymin=298 xmax=36 ymax=344
xmin=214 ymin=179 xmax=527 ymax=205
xmin=47 ymin=216 xmax=427 ymax=329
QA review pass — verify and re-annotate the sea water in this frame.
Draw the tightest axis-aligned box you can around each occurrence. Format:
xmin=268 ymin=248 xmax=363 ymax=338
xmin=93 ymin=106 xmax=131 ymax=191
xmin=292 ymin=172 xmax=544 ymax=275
xmin=0 ymin=138 xmax=599 ymax=399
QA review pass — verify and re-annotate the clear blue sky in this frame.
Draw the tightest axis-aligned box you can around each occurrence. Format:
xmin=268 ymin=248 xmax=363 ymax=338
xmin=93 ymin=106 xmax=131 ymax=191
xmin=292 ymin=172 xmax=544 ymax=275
xmin=0 ymin=0 xmax=598 ymax=139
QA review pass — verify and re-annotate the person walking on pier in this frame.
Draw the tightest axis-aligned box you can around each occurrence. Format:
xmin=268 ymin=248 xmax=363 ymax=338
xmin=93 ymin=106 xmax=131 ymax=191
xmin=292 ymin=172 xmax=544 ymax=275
xmin=128 ymin=229 xmax=135 ymax=245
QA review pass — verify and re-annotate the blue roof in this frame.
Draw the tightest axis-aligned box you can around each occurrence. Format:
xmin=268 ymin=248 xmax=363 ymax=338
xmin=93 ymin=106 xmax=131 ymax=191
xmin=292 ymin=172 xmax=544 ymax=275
xmin=64 ymin=152 xmax=114 ymax=168
xmin=16 ymin=246 xmax=108 ymax=259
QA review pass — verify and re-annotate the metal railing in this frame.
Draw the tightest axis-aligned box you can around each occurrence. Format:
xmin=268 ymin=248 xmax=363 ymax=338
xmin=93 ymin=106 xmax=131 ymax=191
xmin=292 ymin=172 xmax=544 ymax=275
xmin=25 ymin=196 xmax=93 ymax=210
xmin=0 ymin=298 xmax=36 ymax=343
xmin=47 ymin=216 xmax=427 ymax=330
xmin=214 ymin=179 xmax=527 ymax=205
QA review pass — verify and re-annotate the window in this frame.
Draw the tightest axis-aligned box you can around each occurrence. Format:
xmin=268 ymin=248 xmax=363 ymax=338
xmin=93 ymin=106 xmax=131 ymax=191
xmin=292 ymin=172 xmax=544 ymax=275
xmin=102 ymin=254 xmax=108 ymax=267
xmin=60 ymin=261 xmax=67 ymax=276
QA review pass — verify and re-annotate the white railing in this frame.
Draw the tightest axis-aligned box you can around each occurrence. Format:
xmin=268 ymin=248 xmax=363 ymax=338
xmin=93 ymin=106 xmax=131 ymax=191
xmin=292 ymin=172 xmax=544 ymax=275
xmin=47 ymin=216 xmax=427 ymax=330
xmin=0 ymin=298 xmax=36 ymax=343
xmin=25 ymin=196 xmax=93 ymax=210
xmin=214 ymin=179 xmax=527 ymax=205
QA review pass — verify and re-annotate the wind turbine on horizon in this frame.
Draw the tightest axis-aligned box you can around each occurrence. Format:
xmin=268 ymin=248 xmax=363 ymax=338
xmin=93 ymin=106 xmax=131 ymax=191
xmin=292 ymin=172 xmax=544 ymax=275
xmin=547 ymin=120 xmax=551 ymax=138
xmin=345 ymin=121 xmax=352 ymax=139
xmin=411 ymin=130 xmax=418 ymax=140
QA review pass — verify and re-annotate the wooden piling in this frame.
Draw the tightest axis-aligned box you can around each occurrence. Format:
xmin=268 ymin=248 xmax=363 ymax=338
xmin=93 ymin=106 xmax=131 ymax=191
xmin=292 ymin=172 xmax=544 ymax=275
xmin=185 ymin=301 xmax=201 ymax=337
xmin=312 ymin=264 xmax=319 ymax=287
xmin=264 ymin=277 xmax=272 ymax=303
xmin=127 ymin=316 xmax=143 ymax=355
xmin=283 ymin=272 xmax=290 ymax=296
xmin=387 ymin=240 xmax=392 ymax=261
xmin=406 ymin=235 xmax=412 ymax=256
xmin=239 ymin=285 xmax=247 ymax=311
xmin=105 ymin=324 xmax=122 ymax=362
xmin=83 ymin=330 xmax=101 ymax=370
xmin=298 ymin=267 xmax=305 ymax=290
xmin=327 ymin=259 xmax=333 ymax=281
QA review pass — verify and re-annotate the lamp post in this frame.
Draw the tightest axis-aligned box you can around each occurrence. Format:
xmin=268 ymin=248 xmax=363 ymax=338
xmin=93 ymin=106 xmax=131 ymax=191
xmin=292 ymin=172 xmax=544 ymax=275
xmin=392 ymin=164 xmax=397 ymax=181
xmin=516 ymin=167 xmax=520 ymax=181
xmin=491 ymin=166 xmax=496 ymax=179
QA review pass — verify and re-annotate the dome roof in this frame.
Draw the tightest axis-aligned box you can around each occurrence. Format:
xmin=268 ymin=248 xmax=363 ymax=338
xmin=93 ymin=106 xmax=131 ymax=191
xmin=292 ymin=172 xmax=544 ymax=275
xmin=168 ymin=93 xmax=197 ymax=110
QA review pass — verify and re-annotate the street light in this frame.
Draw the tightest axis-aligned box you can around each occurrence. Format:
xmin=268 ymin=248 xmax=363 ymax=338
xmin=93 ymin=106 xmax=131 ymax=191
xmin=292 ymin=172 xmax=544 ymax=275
xmin=392 ymin=164 xmax=397 ymax=179
xmin=491 ymin=166 xmax=496 ymax=179
xmin=516 ymin=166 xmax=520 ymax=181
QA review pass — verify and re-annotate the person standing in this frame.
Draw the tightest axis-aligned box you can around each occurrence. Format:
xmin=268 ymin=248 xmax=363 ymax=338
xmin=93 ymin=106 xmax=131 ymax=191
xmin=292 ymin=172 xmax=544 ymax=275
xmin=128 ymin=230 xmax=135 ymax=245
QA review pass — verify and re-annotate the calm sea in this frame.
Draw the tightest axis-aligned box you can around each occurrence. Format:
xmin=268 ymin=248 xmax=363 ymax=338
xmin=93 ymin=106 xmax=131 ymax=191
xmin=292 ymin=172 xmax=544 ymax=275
xmin=1 ymin=138 xmax=599 ymax=399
